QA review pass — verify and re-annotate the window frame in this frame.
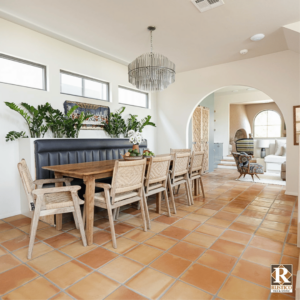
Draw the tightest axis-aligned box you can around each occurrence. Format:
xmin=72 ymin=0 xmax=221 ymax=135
xmin=0 ymin=53 xmax=47 ymax=91
xmin=254 ymin=109 xmax=282 ymax=138
xmin=60 ymin=70 xmax=109 ymax=102
xmin=118 ymin=86 xmax=149 ymax=109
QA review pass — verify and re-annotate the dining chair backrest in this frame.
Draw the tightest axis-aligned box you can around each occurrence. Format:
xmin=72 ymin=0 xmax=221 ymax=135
xmin=144 ymin=156 xmax=172 ymax=194
xmin=171 ymin=152 xmax=191 ymax=180
xmin=17 ymin=159 xmax=35 ymax=211
xmin=189 ymin=151 xmax=205 ymax=176
xmin=110 ymin=159 xmax=146 ymax=204
xmin=170 ymin=148 xmax=192 ymax=154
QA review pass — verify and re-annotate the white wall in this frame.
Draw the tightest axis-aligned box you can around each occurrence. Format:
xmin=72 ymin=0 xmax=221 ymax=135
xmin=157 ymin=50 xmax=300 ymax=196
xmin=0 ymin=18 xmax=158 ymax=218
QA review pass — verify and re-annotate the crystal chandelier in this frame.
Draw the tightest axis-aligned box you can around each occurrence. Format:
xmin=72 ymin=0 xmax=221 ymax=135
xmin=128 ymin=26 xmax=176 ymax=91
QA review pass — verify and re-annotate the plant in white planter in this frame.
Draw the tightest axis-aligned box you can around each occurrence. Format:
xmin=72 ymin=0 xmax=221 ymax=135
xmin=128 ymin=130 xmax=144 ymax=151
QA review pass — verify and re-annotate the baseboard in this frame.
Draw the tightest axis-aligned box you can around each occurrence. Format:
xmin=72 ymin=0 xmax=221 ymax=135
xmin=285 ymin=191 xmax=298 ymax=196
xmin=0 ymin=210 xmax=22 ymax=220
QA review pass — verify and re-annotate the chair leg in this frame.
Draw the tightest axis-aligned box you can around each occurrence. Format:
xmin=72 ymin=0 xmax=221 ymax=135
xmin=106 ymin=191 xmax=117 ymax=248
xmin=251 ymin=175 xmax=254 ymax=182
xmin=113 ymin=209 xmax=117 ymax=220
xmin=184 ymin=181 xmax=192 ymax=206
xmin=142 ymin=190 xmax=151 ymax=230
xmin=28 ymin=199 xmax=42 ymax=260
xmin=72 ymin=193 xmax=87 ymax=247
xmin=188 ymin=179 xmax=194 ymax=205
xmin=199 ymin=177 xmax=205 ymax=198
xmin=73 ymin=212 xmax=79 ymax=229
xmin=82 ymin=204 xmax=86 ymax=228
xmin=167 ymin=176 xmax=176 ymax=214
xmin=237 ymin=173 xmax=243 ymax=180
xmin=139 ymin=192 xmax=147 ymax=232
xmin=176 ymin=185 xmax=180 ymax=195
xmin=163 ymin=189 xmax=171 ymax=217
xmin=255 ymin=174 xmax=260 ymax=180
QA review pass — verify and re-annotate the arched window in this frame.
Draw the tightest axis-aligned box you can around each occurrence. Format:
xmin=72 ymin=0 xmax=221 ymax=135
xmin=254 ymin=110 xmax=281 ymax=138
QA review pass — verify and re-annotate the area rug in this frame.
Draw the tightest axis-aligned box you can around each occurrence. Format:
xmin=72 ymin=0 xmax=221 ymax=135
xmin=237 ymin=172 xmax=286 ymax=186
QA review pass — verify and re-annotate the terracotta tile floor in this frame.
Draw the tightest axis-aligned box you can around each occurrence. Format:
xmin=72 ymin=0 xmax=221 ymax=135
xmin=0 ymin=168 xmax=298 ymax=300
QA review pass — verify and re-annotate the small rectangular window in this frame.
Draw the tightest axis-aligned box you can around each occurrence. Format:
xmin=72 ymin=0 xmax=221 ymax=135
xmin=60 ymin=70 xmax=109 ymax=101
xmin=0 ymin=54 xmax=46 ymax=90
xmin=118 ymin=86 xmax=148 ymax=108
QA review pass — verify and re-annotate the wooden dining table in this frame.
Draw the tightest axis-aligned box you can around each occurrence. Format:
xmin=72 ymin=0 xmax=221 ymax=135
xmin=43 ymin=154 xmax=199 ymax=246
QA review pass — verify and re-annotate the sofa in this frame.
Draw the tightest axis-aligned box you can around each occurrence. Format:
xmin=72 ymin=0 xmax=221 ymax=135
xmin=264 ymin=140 xmax=286 ymax=173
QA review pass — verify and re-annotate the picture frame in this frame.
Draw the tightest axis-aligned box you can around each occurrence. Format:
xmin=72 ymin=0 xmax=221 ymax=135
xmin=64 ymin=100 xmax=110 ymax=130
xmin=294 ymin=105 xmax=300 ymax=145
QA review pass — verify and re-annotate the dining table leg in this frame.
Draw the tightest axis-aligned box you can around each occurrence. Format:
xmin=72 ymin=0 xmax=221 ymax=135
xmin=54 ymin=172 xmax=63 ymax=230
xmin=83 ymin=175 xmax=95 ymax=246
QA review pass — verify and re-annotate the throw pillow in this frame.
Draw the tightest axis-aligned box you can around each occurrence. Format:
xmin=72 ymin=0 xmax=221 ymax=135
xmin=275 ymin=140 xmax=286 ymax=156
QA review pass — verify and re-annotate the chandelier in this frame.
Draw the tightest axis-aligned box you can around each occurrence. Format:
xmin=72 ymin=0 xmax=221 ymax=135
xmin=128 ymin=26 xmax=176 ymax=91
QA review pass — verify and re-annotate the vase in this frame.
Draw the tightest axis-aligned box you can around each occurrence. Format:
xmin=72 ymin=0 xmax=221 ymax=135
xmin=132 ymin=144 xmax=139 ymax=152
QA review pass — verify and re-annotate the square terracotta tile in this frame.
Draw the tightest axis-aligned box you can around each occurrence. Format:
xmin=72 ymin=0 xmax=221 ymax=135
xmin=283 ymin=243 xmax=300 ymax=258
xmin=247 ymin=204 xmax=270 ymax=212
xmin=103 ymin=237 xmax=138 ymax=254
xmin=250 ymin=236 xmax=283 ymax=254
xmin=268 ymin=208 xmax=292 ymax=217
xmin=124 ymin=228 xmax=156 ymax=242
xmin=51 ymin=292 xmax=74 ymax=300
xmin=62 ymin=221 xmax=76 ymax=231
xmin=125 ymin=244 xmax=163 ymax=265
xmin=287 ymin=233 xmax=297 ymax=245
xmin=106 ymin=286 xmax=147 ymax=300
xmin=13 ymin=242 xmax=53 ymax=262
xmin=261 ymin=220 xmax=289 ymax=232
xmin=210 ymin=239 xmax=245 ymax=257
xmin=222 ymin=206 xmax=244 ymax=214
xmin=173 ymin=219 xmax=201 ymax=231
xmin=185 ymin=213 xmax=209 ymax=223
xmin=0 ymin=264 xmax=38 ymax=295
xmin=155 ymin=215 xmax=180 ymax=225
xmin=107 ymin=223 xmax=135 ymax=235
xmin=197 ymin=249 xmax=237 ymax=273
xmin=205 ymin=217 xmax=232 ymax=228
xmin=3 ymin=215 xmax=26 ymax=222
xmin=242 ymin=210 xmax=266 ymax=219
xmin=8 ymin=217 xmax=31 ymax=228
xmin=126 ymin=267 xmax=175 ymax=299
xmin=60 ymin=240 xmax=97 ymax=257
xmin=67 ymin=272 xmax=119 ymax=299
xmin=94 ymin=218 xmax=115 ymax=229
xmin=174 ymin=210 xmax=190 ymax=217
xmin=229 ymin=222 xmax=257 ymax=234
xmin=0 ymin=223 xmax=14 ymax=232
xmin=68 ymin=227 xmax=99 ymax=238
xmin=218 ymin=276 xmax=269 ymax=300
xmin=242 ymin=246 xmax=281 ymax=267
xmin=148 ymin=221 xmax=170 ymax=233
xmin=145 ymin=235 xmax=177 ymax=251
xmin=214 ymin=211 xmax=238 ymax=221
xmin=265 ymin=214 xmax=291 ymax=224
xmin=232 ymin=259 xmax=270 ymax=287
xmin=161 ymin=280 xmax=212 ymax=300
xmin=220 ymin=230 xmax=251 ymax=245
xmin=181 ymin=263 xmax=227 ymax=294
xmin=2 ymin=277 xmax=59 ymax=300
xmin=194 ymin=208 xmax=217 ymax=216
xmin=0 ymin=229 xmax=25 ymax=243
xmin=44 ymin=232 xmax=78 ymax=248
xmin=78 ymin=247 xmax=118 ymax=268
xmin=281 ymin=255 xmax=298 ymax=275
xmin=184 ymin=232 xmax=217 ymax=248
xmin=150 ymin=253 xmax=191 ymax=277
xmin=0 ymin=245 xmax=7 ymax=256
xmin=99 ymin=256 xmax=143 ymax=283
xmin=161 ymin=226 xmax=190 ymax=240
xmin=93 ymin=230 xmax=113 ymax=245
xmin=168 ymin=241 xmax=205 ymax=261
xmin=196 ymin=224 xmax=225 ymax=237
xmin=1 ymin=235 xmax=37 ymax=251
xmin=46 ymin=260 xmax=92 ymax=288
xmin=122 ymin=207 xmax=141 ymax=215
xmin=256 ymin=227 xmax=286 ymax=242
xmin=177 ymin=205 xmax=198 ymax=212
xmin=0 ymin=254 xmax=21 ymax=273
xmin=236 ymin=216 xmax=262 ymax=226
xmin=36 ymin=227 xmax=62 ymax=240
xmin=27 ymin=250 xmax=71 ymax=274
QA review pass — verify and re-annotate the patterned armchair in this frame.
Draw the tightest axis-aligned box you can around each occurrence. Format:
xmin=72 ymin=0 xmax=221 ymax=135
xmin=232 ymin=152 xmax=264 ymax=181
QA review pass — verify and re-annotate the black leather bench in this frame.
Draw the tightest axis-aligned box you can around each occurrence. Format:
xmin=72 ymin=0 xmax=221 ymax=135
xmin=34 ymin=138 xmax=148 ymax=200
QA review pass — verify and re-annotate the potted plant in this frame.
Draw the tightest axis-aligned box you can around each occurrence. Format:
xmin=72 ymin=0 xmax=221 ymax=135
xmin=128 ymin=130 xmax=144 ymax=152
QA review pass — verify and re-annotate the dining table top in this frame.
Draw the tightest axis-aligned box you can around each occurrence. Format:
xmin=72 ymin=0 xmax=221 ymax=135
xmin=42 ymin=154 xmax=173 ymax=176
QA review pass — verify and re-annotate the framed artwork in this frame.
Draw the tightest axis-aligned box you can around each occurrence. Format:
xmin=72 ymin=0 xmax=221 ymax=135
xmin=294 ymin=105 xmax=300 ymax=145
xmin=64 ymin=100 xmax=110 ymax=130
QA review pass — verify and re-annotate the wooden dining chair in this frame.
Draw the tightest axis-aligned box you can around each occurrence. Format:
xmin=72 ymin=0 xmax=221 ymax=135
xmin=188 ymin=151 xmax=206 ymax=203
xmin=91 ymin=159 xmax=147 ymax=248
xmin=170 ymin=148 xmax=192 ymax=154
xmin=143 ymin=156 xmax=173 ymax=228
xmin=168 ymin=152 xmax=193 ymax=210
xmin=18 ymin=159 xmax=87 ymax=259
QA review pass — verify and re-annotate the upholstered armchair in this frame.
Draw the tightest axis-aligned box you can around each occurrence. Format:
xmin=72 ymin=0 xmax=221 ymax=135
xmin=232 ymin=152 xmax=264 ymax=181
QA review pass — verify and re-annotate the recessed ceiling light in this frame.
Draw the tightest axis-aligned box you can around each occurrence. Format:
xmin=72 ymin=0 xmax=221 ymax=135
xmin=250 ymin=33 xmax=265 ymax=41
xmin=240 ymin=49 xmax=248 ymax=55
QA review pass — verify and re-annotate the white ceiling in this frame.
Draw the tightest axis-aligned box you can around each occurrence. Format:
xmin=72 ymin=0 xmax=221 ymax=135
xmin=0 ymin=0 xmax=299 ymax=72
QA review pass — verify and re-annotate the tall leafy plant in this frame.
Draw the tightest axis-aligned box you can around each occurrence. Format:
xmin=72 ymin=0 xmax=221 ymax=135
xmin=102 ymin=107 xmax=127 ymax=138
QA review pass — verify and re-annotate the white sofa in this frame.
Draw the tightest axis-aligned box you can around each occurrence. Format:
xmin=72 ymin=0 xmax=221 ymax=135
xmin=264 ymin=141 xmax=286 ymax=173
